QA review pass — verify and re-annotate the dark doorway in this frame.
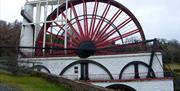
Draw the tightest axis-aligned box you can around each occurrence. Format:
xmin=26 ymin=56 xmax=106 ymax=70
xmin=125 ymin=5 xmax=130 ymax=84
xmin=106 ymin=84 xmax=136 ymax=91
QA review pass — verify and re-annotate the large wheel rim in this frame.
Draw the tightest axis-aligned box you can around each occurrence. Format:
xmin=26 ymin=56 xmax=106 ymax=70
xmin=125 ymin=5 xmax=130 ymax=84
xmin=36 ymin=0 xmax=146 ymax=57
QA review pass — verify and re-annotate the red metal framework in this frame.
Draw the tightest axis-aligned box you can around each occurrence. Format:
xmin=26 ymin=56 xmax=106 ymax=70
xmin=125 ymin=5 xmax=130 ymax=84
xmin=35 ymin=0 xmax=146 ymax=57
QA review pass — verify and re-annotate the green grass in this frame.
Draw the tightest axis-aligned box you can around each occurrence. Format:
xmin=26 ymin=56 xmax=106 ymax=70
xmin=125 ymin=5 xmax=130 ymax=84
xmin=0 ymin=70 xmax=70 ymax=91
xmin=165 ymin=63 xmax=180 ymax=74
xmin=165 ymin=63 xmax=180 ymax=91
xmin=167 ymin=64 xmax=180 ymax=69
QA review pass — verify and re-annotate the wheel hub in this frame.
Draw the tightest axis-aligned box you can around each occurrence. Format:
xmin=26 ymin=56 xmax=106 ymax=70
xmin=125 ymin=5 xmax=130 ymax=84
xmin=76 ymin=41 xmax=96 ymax=58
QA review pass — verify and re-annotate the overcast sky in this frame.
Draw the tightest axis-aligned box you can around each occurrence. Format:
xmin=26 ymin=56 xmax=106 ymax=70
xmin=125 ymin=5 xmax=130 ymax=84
xmin=0 ymin=0 xmax=179 ymax=41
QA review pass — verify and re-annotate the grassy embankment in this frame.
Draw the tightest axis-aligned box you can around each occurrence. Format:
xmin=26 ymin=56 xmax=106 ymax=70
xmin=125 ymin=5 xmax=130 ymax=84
xmin=165 ymin=64 xmax=180 ymax=74
xmin=0 ymin=69 xmax=71 ymax=91
xmin=165 ymin=63 xmax=180 ymax=91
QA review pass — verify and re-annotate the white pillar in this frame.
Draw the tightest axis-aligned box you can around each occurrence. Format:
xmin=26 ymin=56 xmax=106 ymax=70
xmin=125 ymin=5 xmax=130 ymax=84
xmin=42 ymin=0 xmax=48 ymax=55
xmin=34 ymin=2 xmax=41 ymax=47
xmin=64 ymin=0 xmax=68 ymax=54
xmin=20 ymin=4 xmax=34 ymax=56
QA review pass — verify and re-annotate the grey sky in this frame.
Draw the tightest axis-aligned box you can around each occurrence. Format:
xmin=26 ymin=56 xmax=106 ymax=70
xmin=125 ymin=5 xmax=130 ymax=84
xmin=0 ymin=0 xmax=179 ymax=41
xmin=117 ymin=0 xmax=180 ymax=41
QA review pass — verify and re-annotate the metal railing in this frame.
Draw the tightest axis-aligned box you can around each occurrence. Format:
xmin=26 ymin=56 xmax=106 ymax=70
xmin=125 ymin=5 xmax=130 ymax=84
xmin=60 ymin=72 xmax=173 ymax=81
xmin=0 ymin=39 xmax=161 ymax=58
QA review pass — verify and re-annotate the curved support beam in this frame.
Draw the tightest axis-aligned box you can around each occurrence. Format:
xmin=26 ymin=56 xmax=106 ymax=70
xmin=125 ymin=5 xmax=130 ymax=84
xmin=119 ymin=61 xmax=155 ymax=79
xmin=31 ymin=65 xmax=51 ymax=74
xmin=60 ymin=60 xmax=113 ymax=80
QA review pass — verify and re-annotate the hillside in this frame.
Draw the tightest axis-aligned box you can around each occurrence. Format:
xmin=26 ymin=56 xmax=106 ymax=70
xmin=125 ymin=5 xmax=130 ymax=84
xmin=0 ymin=69 xmax=71 ymax=91
xmin=165 ymin=63 xmax=180 ymax=91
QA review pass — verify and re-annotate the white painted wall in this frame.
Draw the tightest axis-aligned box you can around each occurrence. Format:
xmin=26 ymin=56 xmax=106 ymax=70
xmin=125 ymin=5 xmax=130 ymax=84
xmin=18 ymin=52 xmax=174 ymax=91
xmin=19 ymin=52 xmax=164 ymax=80
xmin=92 ymin=79 xmax=174 ymax=91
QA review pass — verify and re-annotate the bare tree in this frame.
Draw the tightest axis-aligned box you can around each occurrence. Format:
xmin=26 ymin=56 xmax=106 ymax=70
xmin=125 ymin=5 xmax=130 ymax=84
xmin=0 ymin=20 xmax=21 ymax=56
xmin=158 ymin=39 xmax=180 ymax=63
xmin=0 ymin=20 xmax=21 ymax=73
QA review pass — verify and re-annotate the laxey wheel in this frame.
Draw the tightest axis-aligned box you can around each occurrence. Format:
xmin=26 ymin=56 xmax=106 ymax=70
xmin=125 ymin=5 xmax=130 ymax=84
xmin=35 ymin=0 xmax=146 ymax=58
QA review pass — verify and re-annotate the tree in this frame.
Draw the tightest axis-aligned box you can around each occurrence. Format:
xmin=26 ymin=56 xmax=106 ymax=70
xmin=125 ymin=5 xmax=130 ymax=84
xmin=157 ymin=39 xmax=180 ymax=63
xmin=0 ymin=20 xmax=21 ymax=56
xmin=0 ymin=20 xmax=21 ymax=73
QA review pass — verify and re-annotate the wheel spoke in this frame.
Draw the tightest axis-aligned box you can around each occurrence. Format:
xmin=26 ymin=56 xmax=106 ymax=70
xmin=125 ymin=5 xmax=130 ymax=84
xmin=37 ymin=41 xmax=64 ymax=48
xmin=46 ymin=31 xmax=63 ymax=40
xmin=83 ymin=0 xmax=89 ymax=39
xmin=92 ymin=0 xmax=111 ymax=40
xmin=47 ymin=31 xmax=77 ymax=47
xmin=96 ymin=10 xmax=122 ymax=41
xmin=54 ymin=22 xmax=79 ymax=45
xmin=99 ymin=17 xmax=132 ymax=42
xmin=35 ymin=0 xmax=146 ymax=57
xmin=98 ymin=42 xmax=145 ymax=50
xmin=89 ymin=0 xmax=99 ymax=39
xmin=96 ymin=29 xmax=139 ymax=48
xmin=61 ymin=10 xmax=83 ymax=40
xmin=70 ymin=3 xmax=85 ymax=38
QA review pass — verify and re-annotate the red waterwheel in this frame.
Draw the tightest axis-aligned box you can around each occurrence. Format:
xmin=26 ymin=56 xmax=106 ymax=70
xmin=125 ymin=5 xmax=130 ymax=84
xmin=35 ymin=0 xmax=146 ymax=58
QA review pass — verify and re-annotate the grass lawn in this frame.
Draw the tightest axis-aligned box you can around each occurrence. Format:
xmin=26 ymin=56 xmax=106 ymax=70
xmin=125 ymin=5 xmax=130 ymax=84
xmin=0 ymin=70 xmax=70 ymax=91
